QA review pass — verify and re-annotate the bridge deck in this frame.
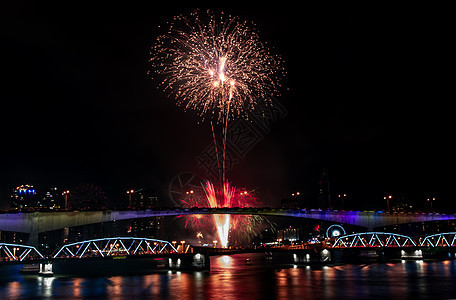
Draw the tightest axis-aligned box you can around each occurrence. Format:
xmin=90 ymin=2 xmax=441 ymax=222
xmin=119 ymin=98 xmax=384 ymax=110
xmin=0 ymin=209 xmax=455 ymax=246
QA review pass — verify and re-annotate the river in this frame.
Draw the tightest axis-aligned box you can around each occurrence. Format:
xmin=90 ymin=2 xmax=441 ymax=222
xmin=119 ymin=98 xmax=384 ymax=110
xmin=1 ymin=253 xmax=456 ymax=299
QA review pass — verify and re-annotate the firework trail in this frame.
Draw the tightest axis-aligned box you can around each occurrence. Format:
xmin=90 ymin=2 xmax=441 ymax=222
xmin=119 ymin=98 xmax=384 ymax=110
xmin=178 ymin=180 xmax=271 ymax=247
xmin=150 ymin=10 xmax=284 ymax=247
xmin=203 ymin=181 xmax=231 ymax=247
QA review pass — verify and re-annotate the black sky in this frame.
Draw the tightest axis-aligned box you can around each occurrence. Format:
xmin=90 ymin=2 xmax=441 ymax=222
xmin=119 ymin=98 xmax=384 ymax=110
xmin=1 ymin=4 xmax=452 ymax=210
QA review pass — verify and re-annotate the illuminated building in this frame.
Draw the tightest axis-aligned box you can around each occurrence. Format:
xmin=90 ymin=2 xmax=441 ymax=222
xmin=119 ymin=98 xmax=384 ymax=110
xmin=277 ymin=227 xmax=301 ymax=243
xmin=0 ymin=230 xmax=28 ymax=244
xmin=128 ymin=188 xmax=158 ymax=210
xmin=40 ymin=187 xmax=65 ymax=210
xmin=129 ymin=217 xmax=164 ymax=239
xmin=127 ymin=188 xmax=164 ymax=239
xmin=10 ymin=185 xmax=67 ymax=211
xmin=10 ymin=185 xmax=37 ymax=211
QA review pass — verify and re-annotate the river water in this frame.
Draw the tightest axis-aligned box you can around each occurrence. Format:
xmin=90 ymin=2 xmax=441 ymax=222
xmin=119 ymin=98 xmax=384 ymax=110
xmin=1 ymin=253 xmax=456 ymax=299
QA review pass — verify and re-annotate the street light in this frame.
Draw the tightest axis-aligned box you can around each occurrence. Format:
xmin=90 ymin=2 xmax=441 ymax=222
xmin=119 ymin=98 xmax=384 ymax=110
xmin=62 ymin=190 xmax=70 ymax=210
xmin=427 ymin=197 xmax=436 ymax=211
xmin=127 ymin=189 xmax=134 ymax=209
xmin=384 ymin=194 xmax=392 ymax=211
xmin=213 ymin=240 xmax=218 ymax=248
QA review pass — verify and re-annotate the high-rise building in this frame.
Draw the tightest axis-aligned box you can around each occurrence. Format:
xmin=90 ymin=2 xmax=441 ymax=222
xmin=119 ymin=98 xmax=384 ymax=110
xmin=318 ymin=168 xmax=331 ymax=209
xmin=10 ymin=185 xmax=67 ymax=211
xmin=10 ymin=185 xmax=37 ymax=211
xmin=127 ymin=188 xmax=164 ymax=239
xmin=129 ymin=217 xmax=164 ymax=239
xmin=128 ymin=188 xmax=158 ymax=209
xmin=41 ymin=187 xmax=65 ymax=210
xmin=277 ymin=227 xmax=301 ymax=242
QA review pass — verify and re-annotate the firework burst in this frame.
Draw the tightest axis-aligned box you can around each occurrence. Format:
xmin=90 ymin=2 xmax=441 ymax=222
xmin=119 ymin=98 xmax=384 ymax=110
xmin=149 ymin=9 xmax=285 ymax=122
xmin=151 ymin=10 xmax=283 ymax=247
xmin=179 ymin=180 xmax=270 ymax=247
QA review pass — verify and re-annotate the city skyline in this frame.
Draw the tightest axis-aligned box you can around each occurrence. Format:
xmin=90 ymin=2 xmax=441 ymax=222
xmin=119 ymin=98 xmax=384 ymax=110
xmin=0 ymin=180 xmax=445 ymax=213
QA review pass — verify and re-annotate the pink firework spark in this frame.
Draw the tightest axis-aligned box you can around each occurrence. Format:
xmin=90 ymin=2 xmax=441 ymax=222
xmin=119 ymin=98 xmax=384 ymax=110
xmin=179 ymin=180 xmax=266 ymax=247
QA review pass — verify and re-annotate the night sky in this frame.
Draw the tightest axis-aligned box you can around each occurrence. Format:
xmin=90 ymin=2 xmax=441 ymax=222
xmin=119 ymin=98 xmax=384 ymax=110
xmin=1 ymin=5 xmax=451 ymax=210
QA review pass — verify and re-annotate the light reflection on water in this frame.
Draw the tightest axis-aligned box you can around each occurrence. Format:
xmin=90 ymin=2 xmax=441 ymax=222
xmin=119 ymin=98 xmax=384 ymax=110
xmin=1 ymin=254 xmax=456 ymax=299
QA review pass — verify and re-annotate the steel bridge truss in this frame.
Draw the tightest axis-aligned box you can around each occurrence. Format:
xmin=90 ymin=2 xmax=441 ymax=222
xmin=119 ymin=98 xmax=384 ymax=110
xmin=0 ymin=243 xmax=44 ymax=261
xmin=420 ymin=232 xmax=456 ymax=247
xmin=53 ymin=237 xmax=178 ymax=259
xmin=332 ymin=232 xmax=417 ymax=248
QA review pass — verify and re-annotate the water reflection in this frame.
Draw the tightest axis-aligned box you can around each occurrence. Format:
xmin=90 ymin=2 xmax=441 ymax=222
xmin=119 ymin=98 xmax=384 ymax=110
xmin=217 ymin=255 xmax=233 ymax=268
xmin=37 ymin=277 xmax=54 ymax=298
xmin=2 ymin=256 xmax=456 ymax=299
xmin=7 ymin=281 xmax=20 ymax=298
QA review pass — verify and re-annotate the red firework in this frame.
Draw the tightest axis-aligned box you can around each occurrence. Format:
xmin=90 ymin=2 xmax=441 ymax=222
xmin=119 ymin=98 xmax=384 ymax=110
xmin=179 ymin=180 xmax=265 ymax=247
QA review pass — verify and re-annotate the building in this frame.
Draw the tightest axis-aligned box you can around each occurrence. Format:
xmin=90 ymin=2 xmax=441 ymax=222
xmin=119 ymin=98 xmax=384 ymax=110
xmin=40 ymin=187 xmax=65 ymax=210
xmin=10 ymin=185 xmax=37 ymax=211
xmin=125 ymin=188 xmax=165 ymax=240
xmin=129 ymin=217 xmax=164 ymax=239
xmin=128 ymin=188 xmax=159 ymax=209
xmin=0 ymin=230 xmax=28 ymax=244
xmin=277 ymin=227 xmax=301 ymax=243
xmin=10 ymin=185 xmax=68 ymax=211
xmin=318 ymin=168 xmax=331 ymax=209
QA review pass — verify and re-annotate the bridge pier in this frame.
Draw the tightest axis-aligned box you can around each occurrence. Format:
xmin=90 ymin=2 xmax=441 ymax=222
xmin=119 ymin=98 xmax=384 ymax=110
xmin=27 ymin=232 xmax=39 ymax=247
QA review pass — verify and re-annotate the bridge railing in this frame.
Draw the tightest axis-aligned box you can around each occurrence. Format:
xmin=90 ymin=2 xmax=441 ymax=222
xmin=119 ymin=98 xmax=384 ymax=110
xmin=420 ymin=232 xmax=456 ymax=247
xmin=53 ymin=237 xmax=178 ymax=259
xmin=0 ymin=243 xmax=44 ymax=262
xmin=332 ymin=232 xmax=417 ymax=248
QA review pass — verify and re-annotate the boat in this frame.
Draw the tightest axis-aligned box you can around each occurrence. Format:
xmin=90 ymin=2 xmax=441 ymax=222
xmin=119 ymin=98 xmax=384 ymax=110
xmin=19 ymin=264 xmax=40 ymax=274
xmin=39 ymin=263 xmax=54 ymax=277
